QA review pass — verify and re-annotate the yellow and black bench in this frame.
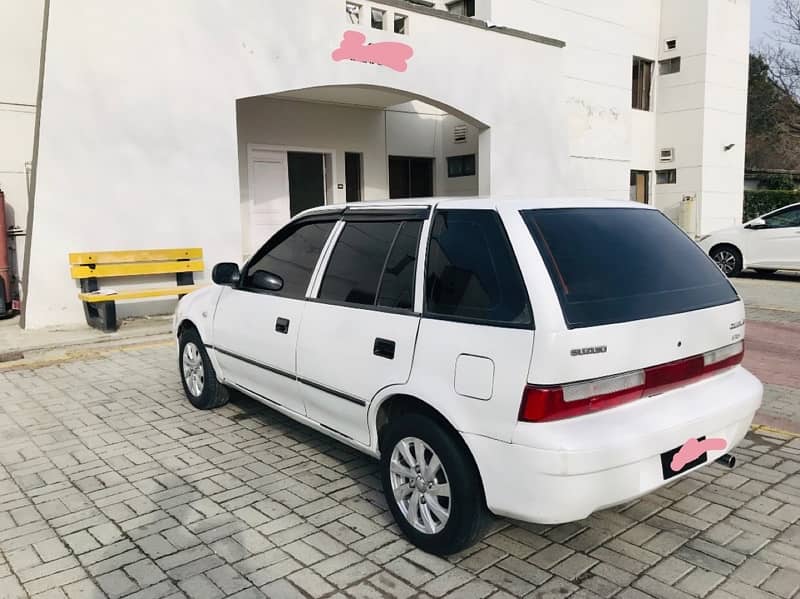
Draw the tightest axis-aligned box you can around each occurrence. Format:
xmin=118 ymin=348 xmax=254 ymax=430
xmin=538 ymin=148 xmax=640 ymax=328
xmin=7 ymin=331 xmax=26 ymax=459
xmin=69 ymin=248 xmax=204 ymax=332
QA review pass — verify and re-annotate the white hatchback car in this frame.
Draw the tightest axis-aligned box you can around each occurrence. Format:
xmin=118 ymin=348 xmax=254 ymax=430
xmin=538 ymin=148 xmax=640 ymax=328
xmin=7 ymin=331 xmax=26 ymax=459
xmin=697 ymin=202 xmax=800 ymax=276
xmin=174 ymin=198 xmax=762 ymax=555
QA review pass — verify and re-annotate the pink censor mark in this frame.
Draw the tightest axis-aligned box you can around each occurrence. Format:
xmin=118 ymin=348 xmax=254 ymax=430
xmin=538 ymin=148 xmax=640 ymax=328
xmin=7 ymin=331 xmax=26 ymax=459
xmin=332 ymin=30 xmax=414 ymax=72
xmin=671 ymin=437 xmax=727 ymax=472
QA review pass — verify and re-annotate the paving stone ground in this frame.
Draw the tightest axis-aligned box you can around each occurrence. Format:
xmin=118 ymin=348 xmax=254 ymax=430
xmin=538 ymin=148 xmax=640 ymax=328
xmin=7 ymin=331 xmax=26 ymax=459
xmin=1 ymin=344 xmax=800 ymax=599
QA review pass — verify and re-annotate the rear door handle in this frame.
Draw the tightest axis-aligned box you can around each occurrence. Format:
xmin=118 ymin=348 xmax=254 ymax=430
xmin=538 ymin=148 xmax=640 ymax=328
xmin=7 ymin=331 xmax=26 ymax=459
xmin=275 ymin=317 xmax=290 ymax=334
xmin=373 ymin=338 xmax=396 ymax=360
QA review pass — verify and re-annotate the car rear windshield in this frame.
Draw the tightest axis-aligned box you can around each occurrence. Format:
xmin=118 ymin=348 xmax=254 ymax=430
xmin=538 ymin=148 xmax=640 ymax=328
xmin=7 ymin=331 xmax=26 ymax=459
xmin=521 ymin=208 xmax=739 ymax=328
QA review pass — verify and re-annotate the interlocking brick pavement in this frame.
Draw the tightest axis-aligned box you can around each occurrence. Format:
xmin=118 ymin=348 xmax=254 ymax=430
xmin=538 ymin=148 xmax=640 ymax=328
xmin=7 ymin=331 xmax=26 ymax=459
xmin=1 ymin=344 xmax=800 ymax=599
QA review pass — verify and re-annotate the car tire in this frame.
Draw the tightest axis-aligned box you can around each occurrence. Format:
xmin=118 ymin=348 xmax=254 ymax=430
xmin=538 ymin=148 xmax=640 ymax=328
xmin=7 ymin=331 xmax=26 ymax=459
xmin=178 ymin=327 xmax=229 ymax=410
xmin=710 ymin=245 xmax=743 ymax=277
xmin=380 ymin=412 xmax=491 ymax=555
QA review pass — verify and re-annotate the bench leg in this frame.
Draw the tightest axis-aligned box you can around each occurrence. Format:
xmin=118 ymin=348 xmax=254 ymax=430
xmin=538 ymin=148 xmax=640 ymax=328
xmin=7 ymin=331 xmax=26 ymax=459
xmin=82 ymin=300 xmax=118 ymax=332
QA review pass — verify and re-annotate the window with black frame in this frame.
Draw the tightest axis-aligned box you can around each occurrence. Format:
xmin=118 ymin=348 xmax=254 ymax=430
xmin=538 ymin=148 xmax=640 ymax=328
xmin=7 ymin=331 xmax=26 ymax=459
xmin=244 ymin=221 xmax=335 ymax=299
xmin=319 ymin=220 xmax=423 ymax=310
xmin=425 ymin=210 xmax=532 ymax=326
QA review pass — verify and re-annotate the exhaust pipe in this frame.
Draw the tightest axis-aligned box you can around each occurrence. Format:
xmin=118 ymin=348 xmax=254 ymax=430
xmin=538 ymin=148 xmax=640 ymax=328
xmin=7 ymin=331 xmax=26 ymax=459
xmin=716 ymin=453 xmax=736 ymax=468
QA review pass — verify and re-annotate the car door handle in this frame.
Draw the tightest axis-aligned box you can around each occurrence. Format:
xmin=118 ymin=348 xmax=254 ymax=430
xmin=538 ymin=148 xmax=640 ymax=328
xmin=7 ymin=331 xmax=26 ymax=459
xmin=373 ymin=338 xmax=396 ymax=360
xmin=275 ymin=317 xmax=290 ymax=334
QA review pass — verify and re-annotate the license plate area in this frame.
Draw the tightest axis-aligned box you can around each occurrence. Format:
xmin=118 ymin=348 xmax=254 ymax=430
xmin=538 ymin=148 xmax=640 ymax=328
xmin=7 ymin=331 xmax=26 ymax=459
xmin=660 ymin=436 xmax=708 ymax=480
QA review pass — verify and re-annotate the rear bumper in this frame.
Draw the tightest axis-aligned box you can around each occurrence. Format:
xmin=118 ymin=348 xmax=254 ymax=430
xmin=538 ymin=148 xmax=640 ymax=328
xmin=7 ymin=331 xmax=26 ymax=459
xmin=463 ymin=366 xmax=762 ymax=523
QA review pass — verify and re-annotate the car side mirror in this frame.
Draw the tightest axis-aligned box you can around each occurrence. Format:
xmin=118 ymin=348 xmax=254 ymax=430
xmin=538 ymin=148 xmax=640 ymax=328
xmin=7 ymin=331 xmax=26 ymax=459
xmin=251 ymin=270 xmax=283 ymax=292
xmin=746 ymin=217 xmax=767 ymax=230
xmin=212 ymin=262 xmax=241 ymax=286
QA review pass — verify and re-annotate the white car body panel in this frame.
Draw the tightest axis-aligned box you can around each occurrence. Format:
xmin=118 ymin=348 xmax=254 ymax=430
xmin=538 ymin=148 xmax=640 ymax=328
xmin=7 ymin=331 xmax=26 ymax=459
xmin=175 ymin=196 xmax=763 ymax=526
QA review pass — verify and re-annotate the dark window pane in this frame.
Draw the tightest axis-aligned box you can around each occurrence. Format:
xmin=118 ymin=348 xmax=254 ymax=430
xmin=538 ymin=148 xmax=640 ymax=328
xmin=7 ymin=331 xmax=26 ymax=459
xmin=377 ymin=221 xmax=422 ymax=310
xmin=656 ymin=169 xmax=676 ymax=184
xmin=522 ymin=208 xmax=738 ymax=328
xmin=245 ymin=221 xmax=334 ymax=299
xmin=345 ymin=152 xmax=362 ymax=202
xmin=320 ymin=221 xmax=399 ymax=306
xmin=659 ymin=57 xmax=681 ymax=75
xmin=632 ymin=56 xmax=653 ymax=111
xmin=394 ymin=14 xmax=407 ymax=34
xmin=765 ymin=207 xmax=800 ymax=227
xmin=447 ymin=154 xmax=476 ymax=178
xmin=371 ymin=8 xmax=384 ymax=29
xmin=425 ymin=210 xmax=532 ymax=326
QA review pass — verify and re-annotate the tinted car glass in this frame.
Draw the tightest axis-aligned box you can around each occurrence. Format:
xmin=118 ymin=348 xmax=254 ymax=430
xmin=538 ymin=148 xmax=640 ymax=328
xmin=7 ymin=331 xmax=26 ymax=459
xmin=377 ymin=221 xmax=423 ymax=310
xmin=244 ymin=221 xmax=334 ymax=299
xmin=765 ymin=206 xmax=800 ymax=228
xmin=522 ymin=208 xmax=739 ymax=328
xmin=319 ymin=221 xmax=399 ymax=306
xmin=425 ymin=210 xmax=532 ymax=326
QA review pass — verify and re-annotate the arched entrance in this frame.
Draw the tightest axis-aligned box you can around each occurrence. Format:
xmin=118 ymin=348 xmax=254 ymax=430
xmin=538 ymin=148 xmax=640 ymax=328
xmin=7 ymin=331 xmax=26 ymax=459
xmin=235 ymin=84 xmax=490 ymax=257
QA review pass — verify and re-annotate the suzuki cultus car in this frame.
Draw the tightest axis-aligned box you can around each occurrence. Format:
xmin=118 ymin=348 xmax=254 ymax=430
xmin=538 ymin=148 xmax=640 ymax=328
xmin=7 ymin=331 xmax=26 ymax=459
xmin=175 ymin=198 xmax=762 ymax=554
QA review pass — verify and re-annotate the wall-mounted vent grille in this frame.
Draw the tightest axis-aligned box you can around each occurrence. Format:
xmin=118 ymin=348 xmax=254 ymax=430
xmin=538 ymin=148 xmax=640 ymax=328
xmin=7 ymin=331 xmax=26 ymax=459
xmin=659 ymin=148 xmax=675 ymax=162
xmin=665 ymin=39 xmax=677 ymax=51
xmin=453 ymin=125 xmax=468 ymax=144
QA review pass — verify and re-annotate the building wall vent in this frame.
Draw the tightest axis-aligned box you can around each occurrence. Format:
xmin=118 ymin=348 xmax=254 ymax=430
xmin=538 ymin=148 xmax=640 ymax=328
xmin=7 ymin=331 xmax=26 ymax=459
xmin=665 ymin=39 xmax=677 ymax=51
xmin=453 ymin=124 xmax=468 ymax=144
xmin=659 ymin=148 xmax=675 ymax=162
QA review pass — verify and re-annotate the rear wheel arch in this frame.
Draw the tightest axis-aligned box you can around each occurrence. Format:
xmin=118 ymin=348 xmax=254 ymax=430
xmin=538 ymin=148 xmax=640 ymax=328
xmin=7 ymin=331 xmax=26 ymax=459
xmin=374 ymin=395 xmax=486 ymax=495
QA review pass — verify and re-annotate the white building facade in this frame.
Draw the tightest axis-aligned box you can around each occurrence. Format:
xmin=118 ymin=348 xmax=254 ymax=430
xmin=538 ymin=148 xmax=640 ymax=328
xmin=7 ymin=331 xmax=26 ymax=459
xmin=7 ymin=0 xmax=750 ymax=329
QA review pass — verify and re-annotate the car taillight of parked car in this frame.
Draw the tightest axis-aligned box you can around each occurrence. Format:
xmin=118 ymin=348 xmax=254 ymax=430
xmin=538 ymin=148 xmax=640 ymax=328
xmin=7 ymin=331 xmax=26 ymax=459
xmin=519 ymin=341 xmax=744 ymax=423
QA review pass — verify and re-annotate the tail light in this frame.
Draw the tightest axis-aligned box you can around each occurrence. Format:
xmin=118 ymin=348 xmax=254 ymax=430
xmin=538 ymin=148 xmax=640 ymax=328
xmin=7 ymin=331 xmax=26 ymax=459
xmin=519 ymin=341 xmax=744 ymax=423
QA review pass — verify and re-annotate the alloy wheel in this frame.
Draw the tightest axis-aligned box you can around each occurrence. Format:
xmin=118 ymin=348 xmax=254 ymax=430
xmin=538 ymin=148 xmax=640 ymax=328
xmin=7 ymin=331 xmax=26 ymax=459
xmin=182 ymin=342 xmax=205 ymax=397
xmin=713 ymin=250 xmax=737 ymax=275
xmin=389 ymin=437 xmax=451 ymax=534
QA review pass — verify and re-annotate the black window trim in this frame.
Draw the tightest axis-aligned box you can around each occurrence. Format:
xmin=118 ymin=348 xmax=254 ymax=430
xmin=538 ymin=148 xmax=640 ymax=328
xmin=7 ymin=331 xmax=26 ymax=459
xmin=313 ymin=218 xmax=425 ymax=314
xmin=422 ymin=208 xmax=535 ymax=331
xmin=238 ymin=212 xmax=342 ymax=297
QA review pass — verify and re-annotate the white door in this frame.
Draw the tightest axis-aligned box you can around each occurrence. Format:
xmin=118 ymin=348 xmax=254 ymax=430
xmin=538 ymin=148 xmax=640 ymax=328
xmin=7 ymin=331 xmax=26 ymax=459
xmin=212 ymin=218 xmax=338 ymax=415
xmin=248 ymin=147 xmax=290 ymax=256
xmin=296 ymin=218 xmax=425 ymax=445
xmin=747 ymin=205 xmax=800 ymax=269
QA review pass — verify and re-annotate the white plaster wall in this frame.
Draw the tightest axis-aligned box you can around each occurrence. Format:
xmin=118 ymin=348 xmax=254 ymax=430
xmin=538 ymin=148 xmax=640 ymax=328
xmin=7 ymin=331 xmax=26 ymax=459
xmin=26 ymin=0 xmax=565 ymax=328
xmin=0 ymin=0 xmax=44 ymax=300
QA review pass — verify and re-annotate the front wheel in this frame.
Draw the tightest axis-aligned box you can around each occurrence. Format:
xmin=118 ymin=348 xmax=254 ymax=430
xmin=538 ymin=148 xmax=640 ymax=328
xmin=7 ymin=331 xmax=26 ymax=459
xmin=380 ymin=413 xmax=491 ymax=555
xmin=710 ymin=245 xmax=742 ymax=277
xmin=179 ymin=327 xmax=229 ymax=410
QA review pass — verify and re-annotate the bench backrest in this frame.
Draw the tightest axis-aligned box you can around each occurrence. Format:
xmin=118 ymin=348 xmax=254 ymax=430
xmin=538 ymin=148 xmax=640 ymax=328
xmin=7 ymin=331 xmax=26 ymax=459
xmin=69 ymin=248 xmax=204 ymax=279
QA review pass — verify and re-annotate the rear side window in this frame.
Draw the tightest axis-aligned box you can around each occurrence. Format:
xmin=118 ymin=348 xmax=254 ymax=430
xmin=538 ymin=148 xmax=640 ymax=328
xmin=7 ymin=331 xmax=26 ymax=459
xmin=522 ymin=208 xmax=739 ymax=328
xmin=425 ymin=210 xmax=532 ymax=327
xmin=244 ymin=221 xmax=335 ymax=299
xmin=319 ymin=220 xmax=422 ymax=310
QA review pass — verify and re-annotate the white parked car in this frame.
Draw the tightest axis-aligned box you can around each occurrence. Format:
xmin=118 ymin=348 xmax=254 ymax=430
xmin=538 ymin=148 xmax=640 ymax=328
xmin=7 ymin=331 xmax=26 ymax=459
xmin=174 ymin=198 xmax=762 ymax=555
xmin=697 ymin=202 xmax=800 ymax=276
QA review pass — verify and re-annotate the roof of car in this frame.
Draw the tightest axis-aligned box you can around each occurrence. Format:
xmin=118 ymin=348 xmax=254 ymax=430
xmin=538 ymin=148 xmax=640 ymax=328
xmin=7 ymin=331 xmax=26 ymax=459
xmin=301 ymin=196 xmax=653 ymax=216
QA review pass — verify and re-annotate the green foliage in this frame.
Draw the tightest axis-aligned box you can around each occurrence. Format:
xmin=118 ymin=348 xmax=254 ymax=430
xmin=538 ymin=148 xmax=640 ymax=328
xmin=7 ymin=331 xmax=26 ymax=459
xmin=763 ymin=174 xmax=797 ymax=190
xmin=744 ymin=190 xmax=800 ymax=221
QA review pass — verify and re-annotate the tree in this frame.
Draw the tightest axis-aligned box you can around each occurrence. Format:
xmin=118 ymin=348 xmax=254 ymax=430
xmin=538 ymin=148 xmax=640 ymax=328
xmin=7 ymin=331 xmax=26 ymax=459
xmin=746 ymin=54 xmax=800 ymax=169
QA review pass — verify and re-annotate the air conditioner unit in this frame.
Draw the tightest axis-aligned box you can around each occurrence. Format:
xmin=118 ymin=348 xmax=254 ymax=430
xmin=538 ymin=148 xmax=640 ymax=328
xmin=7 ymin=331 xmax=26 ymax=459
xmin=659 ymin=148 xmax=675 ymax=162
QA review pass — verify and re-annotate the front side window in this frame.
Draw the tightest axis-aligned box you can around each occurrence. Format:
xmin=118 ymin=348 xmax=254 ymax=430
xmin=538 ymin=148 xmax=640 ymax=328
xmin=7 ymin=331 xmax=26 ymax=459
xmin=522 ymin=208 xmax=738 ymax=328
xmin=244 ymin=221 xmax=335 ymax=299
xmin=425 ymin=210 xmax=532 ymax=327
xmin=319 ymin=220 xmax=422 ymax=310
xmin=764 ymin=206 xmax=800 ymax=228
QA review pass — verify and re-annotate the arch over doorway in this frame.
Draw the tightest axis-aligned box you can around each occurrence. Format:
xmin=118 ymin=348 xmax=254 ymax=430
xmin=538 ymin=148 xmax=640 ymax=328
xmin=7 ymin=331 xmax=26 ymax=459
xmin=236 ymin=84 xmax=491 ymax=257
